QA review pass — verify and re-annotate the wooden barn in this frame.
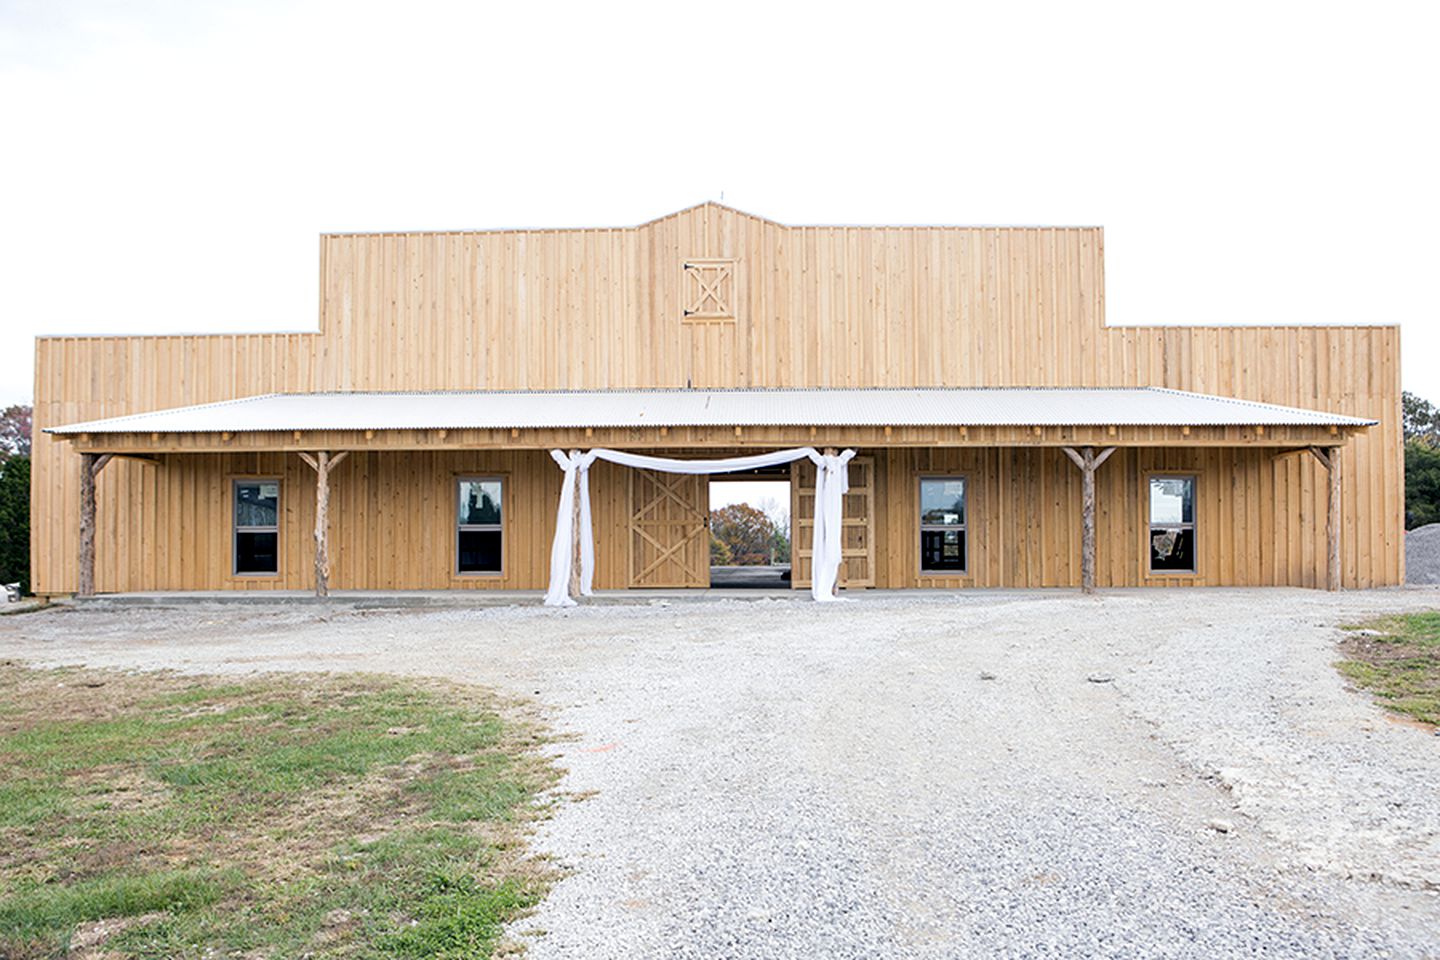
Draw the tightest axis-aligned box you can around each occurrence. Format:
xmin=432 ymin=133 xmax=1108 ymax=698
xmin=32 ymin=203 xmax=1401 ymax=598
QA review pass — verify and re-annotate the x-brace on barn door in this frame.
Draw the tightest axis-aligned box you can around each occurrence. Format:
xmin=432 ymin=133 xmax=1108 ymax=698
xmin=628 ymin=469 xmax=709 ymax=587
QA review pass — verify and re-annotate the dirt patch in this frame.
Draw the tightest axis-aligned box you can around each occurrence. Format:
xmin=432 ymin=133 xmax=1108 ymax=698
xmin=69 ymin=912 xmax=166 ymax=958
xmin=0 ymin=667 xmax=166 ymax=728
xmin=69 ymin=766 xmax=174 ymax=814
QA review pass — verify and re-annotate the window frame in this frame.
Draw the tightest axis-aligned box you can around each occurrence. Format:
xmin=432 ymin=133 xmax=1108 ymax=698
xmin=455 ymin=475 xmax=505 ymax=578
xmin=232 ymin=477 xmax=282 ymax=579
xmin=917 ymin=474 xmax=969 ymax=577
xmin=1144 ymin=472 xmax=1199 ymax=577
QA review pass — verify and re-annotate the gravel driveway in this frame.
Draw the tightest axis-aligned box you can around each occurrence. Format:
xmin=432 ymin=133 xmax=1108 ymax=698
xmin=4 ymin=589 xmax=1440 ymax=958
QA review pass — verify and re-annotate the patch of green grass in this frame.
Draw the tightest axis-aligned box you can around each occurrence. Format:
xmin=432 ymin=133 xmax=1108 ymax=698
xmin=0 ymin=666 xmax=557 ymax=959
xmin=378 ymin=876 xmax=536 ymax=959
xmin=1342 ymin=611 xmax=1440 ymax=646
xmin=1337 ymin=612 xmax=1440 ymax=726
xmin=140 ymin=683 xmax=253 ymax=707
xmin=411 ymin=759 xmax=533 ymax=823
xmin=0 ymin=779 xmax=69 ymax=827
xmin=0 ymin=868 xmax=230 ymax=958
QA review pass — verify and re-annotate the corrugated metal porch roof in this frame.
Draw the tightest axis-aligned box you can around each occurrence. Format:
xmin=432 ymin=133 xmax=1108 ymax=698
xmin=47 ymin=387 xmax=1377 ymax=435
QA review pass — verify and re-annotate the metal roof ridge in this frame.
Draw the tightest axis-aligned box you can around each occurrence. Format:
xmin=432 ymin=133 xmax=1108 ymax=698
xmin=45 ymin=384 xmax=1380 ymax=434
xmin=211 ymin=385 xmax=1175 ymax=398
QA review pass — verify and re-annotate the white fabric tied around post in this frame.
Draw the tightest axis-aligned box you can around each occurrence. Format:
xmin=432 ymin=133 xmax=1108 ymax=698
xmin=543 ymin=449 xmax=600 ymax=606
xmin=808 ymin=448 xmax=857 ymax=603
xmin=542 ymin=446 xmax=857 ymax=606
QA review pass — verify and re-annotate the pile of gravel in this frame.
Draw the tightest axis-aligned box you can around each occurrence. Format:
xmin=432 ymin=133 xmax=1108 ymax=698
xmin=1406 ymin=523 xmax=1440 ymax=584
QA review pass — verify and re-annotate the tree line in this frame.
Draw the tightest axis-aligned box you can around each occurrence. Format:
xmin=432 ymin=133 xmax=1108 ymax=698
xmin=0 ymin=404 xmax=31 ymax=594
xmin=709 ymin=503 xmax=791 ymax=566
xmin=1404 ymin=391 xmax=1440 ymax=529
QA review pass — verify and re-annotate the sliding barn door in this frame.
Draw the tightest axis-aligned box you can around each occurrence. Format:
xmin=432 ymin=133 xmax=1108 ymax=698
xmin=628 ymin=470 xmax=709 ymax=588
xmin=790 ymin=456 xmax=875 ymax=589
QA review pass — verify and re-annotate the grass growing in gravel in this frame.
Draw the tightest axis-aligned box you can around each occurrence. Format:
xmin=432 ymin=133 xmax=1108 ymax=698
xmin=1337 ymin=612 xmax=1440 ymax=727
xmin=0 ymin=664 xmax=559 ymax=959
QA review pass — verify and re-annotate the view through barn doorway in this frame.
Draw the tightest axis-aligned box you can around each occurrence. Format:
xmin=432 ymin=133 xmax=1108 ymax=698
xmin=708 ymin=470 xmax=791 ymax=589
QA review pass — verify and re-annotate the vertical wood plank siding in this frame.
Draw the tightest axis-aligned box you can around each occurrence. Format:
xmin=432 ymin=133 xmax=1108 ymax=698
xmin=31 ymin=203 xmax=1401 ymax=593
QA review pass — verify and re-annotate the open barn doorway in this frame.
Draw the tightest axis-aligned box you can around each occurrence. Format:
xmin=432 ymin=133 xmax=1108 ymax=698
xmin=708 ymin=469 xmax=792 ymax=589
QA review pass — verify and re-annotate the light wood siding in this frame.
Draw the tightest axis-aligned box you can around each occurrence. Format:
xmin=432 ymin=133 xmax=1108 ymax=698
xmin=34 ymin=445 xmax=1381 ymax=593
xmin=37 ymin=450 xmax=560 ymax=592
xmin=867 ymin=446 xmax=1389 ymax=589
xmin=31 ymin=203 xmax=1402 ymax=593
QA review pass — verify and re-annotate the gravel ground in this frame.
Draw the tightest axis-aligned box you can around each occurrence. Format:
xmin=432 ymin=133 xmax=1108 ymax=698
xmin=1408 ymin=524 xmax=1440 ymax=584
xmin=3 ymin=589 xmax=1440 ymax=958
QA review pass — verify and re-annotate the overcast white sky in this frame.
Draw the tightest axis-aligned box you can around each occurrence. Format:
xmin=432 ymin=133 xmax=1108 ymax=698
xmin=2 ymin=0 xmax=1436 ymax=410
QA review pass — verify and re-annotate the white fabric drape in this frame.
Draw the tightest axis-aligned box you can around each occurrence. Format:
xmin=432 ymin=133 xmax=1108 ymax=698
xmin=808 ymin=448 xmax=857 ymax=602
xmin=542 ymin=446 xmax=856 ymax=606
xmin=543 ymin=450 xmax=600 ymax=607
xmin=593 ymin=448 xmax=821 ymax=475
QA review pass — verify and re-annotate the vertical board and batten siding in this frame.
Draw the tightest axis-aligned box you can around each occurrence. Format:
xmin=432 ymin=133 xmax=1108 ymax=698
xmin=868 ymin=446 xmax=1360 ymax=589
xmin=44 ymin=449 xmax=561 ymax=592
xmin=40 ymin=445 xmax=1361 ymax=592
xmin=31 ymin=203 xmax=1401 ymax=593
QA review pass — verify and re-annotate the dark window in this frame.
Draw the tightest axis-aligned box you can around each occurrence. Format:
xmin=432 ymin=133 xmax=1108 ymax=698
xmin=1149 ymin=476 xmax=1196 ymax=573
xmin=457 ymin=479 xmax=503 ymax=574
xmin=920 ymin=477 xmax=967 ymax=573
xmin=234 ymin=480 xmax=279 ymax=575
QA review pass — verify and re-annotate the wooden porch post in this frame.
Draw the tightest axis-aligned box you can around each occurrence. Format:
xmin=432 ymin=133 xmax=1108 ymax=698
xmin=1329 ymin=449 xmax=1342 ymax=591
xmin=298 ymin=451 xmax=349 ymax=598
xmin=1061 ymin=446 xmax=1117 ymax=595
xmin=1309 ymin=446 xmax=1342 ymax=591
xmin=568 ymin=450 xmax=582 ymax=597
xmin=77 ymin=453 xmax=113 ymax=598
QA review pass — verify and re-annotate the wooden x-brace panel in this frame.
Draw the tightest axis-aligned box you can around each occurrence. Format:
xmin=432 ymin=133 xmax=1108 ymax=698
xmin=682 ymin=258 xmax=736 ymax=321
xmin=629 ymin=470 xmax=709 ymax=587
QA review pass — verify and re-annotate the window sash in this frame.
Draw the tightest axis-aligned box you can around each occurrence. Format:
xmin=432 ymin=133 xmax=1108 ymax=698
xmin=919 ymin=475 xmax=969 ymax=575
xmin=233 ymin=480 xmax=280 ymax=576
xmin=1148 ymin=529 xmax=1196 ymax=570
xmin=457 ymin=478 xmax=503 ymax=526
xmin=920 ymin=527 xmax=968 ymax=574
xmin=456 ymin=478 xmax=504 ymax=575
xmin=1147 ymin=475 xmax=1197 ymax=574
xmin=919 ymin=478 xmax=967 ymax=525
xmin=1148 ymin=476 xmax=1195 ymax=526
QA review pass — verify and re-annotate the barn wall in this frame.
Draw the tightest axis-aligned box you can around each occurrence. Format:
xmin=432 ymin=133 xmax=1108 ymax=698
xmin=32 ymin=203 xmax=1402 ymax=593
xmin=870 ymin=446 xmax=1362 ymax=589
xmin=53 ymin=444 xmax=1369 ymax=593
xmin=74 ymin=450 xmax=560 ymax=592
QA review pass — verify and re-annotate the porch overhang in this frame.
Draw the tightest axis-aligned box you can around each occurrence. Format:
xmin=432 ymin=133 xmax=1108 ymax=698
xmin=51 ymin=386 xmax=1378 ymax=600
xmin=47 ymin=386 xmax=1376 ymax=454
